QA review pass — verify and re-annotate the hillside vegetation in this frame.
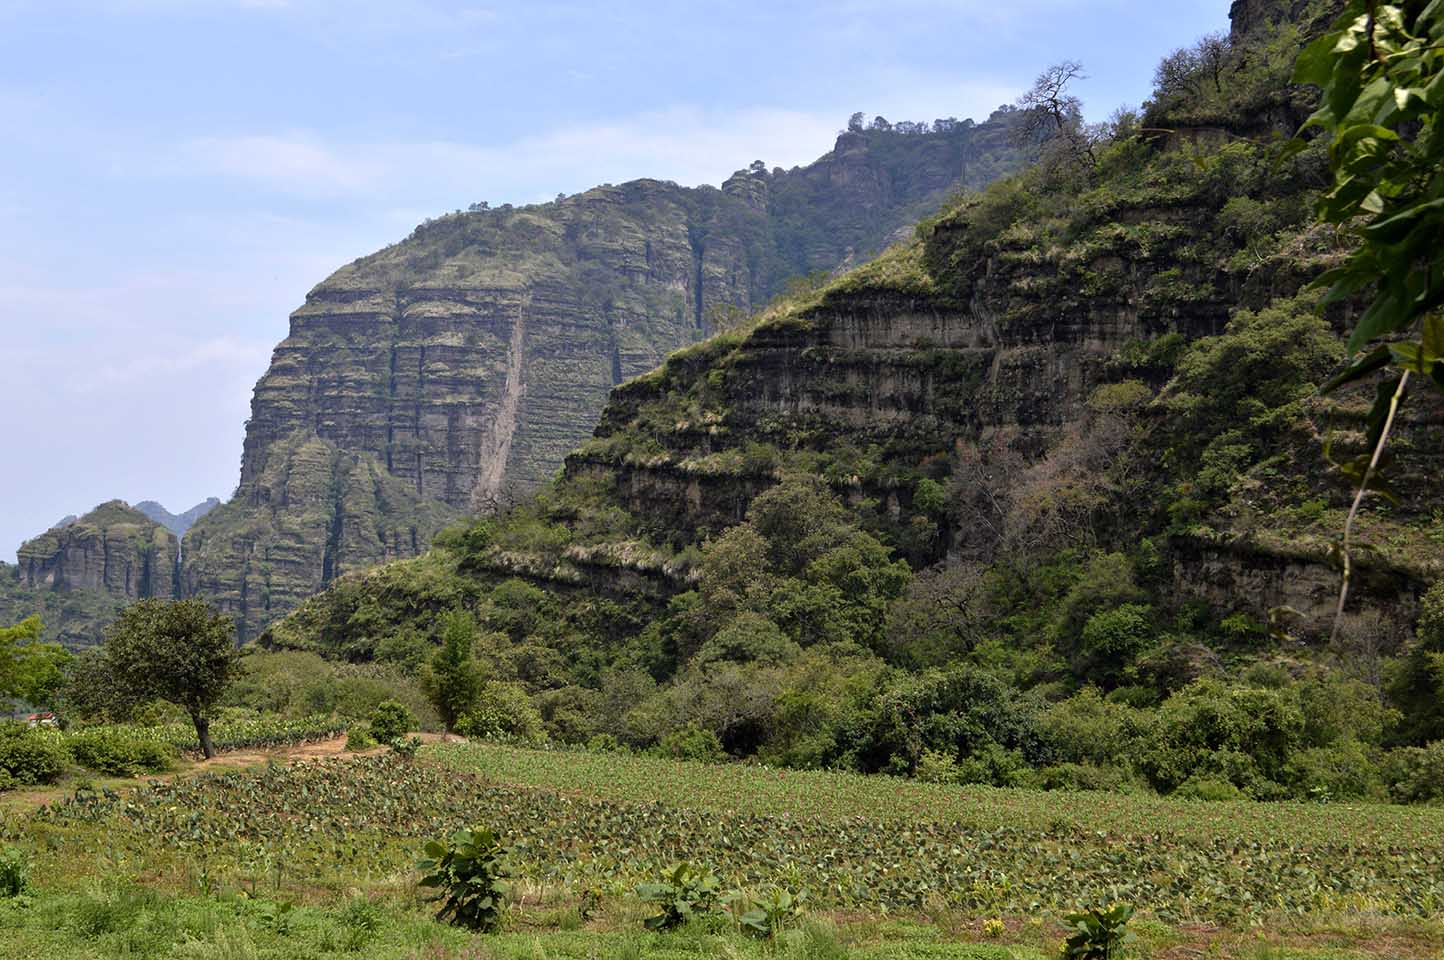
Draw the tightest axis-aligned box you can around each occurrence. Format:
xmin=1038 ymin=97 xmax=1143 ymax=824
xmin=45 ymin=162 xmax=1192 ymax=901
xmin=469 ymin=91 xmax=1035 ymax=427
xmin=247 ymin=0 xmax=1444 ymax=808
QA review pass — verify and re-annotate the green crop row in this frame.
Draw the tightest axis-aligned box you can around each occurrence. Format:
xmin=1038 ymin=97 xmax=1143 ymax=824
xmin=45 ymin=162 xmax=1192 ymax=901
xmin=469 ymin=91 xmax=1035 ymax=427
xmin=61 ymin=715 xmax=348 ymax=756
xmin=23 ymin=755 xmax=1444 ymax=924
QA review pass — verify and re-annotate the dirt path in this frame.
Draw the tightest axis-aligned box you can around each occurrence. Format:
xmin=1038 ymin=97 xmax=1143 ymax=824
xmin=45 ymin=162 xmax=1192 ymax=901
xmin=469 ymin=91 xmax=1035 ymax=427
xmin=1 ymin=732 xmax=454 ymax=815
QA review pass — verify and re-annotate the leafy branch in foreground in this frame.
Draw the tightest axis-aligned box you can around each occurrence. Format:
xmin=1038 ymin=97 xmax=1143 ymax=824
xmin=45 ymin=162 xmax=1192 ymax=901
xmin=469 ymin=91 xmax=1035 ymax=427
xmin=1287 ymin=1 xmax=1444 ymax=637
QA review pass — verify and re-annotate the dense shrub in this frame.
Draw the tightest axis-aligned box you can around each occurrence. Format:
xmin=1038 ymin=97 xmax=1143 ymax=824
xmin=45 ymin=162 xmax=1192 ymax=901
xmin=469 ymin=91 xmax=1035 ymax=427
xmin=537 ymin=686 xmax=602 ymax=744
xmin=1283 ymin=741 xmax=1384 ymax=801
xmin=1172 ymin=777 xmax=1245 ymax=802
xmin=367 ymin=700 xmax=415 ymax=744
xmin=1077 ymin=604 xmax=1155 ymax=687
xmin=1053 ymin=554 xmax=1146 ymax=655
xmin=854 ymin=663 xmax=1045 ymax=775
xmin=66 ymin=727 xmax=175 ymax=776
xmin=1037 ymin=688 xmax=1149 ymax=768
xmin=694 ymin=613 xmax=799 ymax=666
xmin=1382 ymin=742 xmax=1444 ymax=804
xmin=1035 ymin=762 xmax=1144 ymax=793
xmin=456 ymin=682 xmax=545 ymax=743
xmin=1139 ymin=679 xmax=1304 ymax=797
xmin=0 ymin=723 xmax=67 ymax=786
xmin=953 ymin=741 xmax=1032 ymax=787
xmin=1387 ymin=581 xmax=1444 ymax=745
xmin=650 ymin=724 xmax=727 ymax=763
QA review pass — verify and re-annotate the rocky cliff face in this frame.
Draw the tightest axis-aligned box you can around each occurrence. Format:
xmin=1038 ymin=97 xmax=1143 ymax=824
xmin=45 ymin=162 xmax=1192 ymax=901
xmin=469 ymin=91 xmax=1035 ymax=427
xmin=181 ymin=117 xmax=1033 ymax=643
xmin=1228 ymin=0 xmax=1336 ymax=42
xmin=553 ymin=9 xmax=1439 ymax=652
xmin=182 ymin=434 xmax=458 ymax=643
xmin=0 ymin=565 xmax=127 ymax=650
xmin=17 ymin=500 xmax=178 ymax=601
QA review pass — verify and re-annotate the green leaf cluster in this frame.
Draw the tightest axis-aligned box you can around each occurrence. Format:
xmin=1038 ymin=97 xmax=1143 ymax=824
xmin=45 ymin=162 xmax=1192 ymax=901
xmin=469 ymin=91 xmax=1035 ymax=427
xmin=636 ymin=862 xmax=723 ymax=931
xmin=1061 ymin=902 xmax=1135 ymax=959
xmin=417 ymin=826 xmax=513 ymax=932
xmin=1292 ymin=1 xmax=1444 ymax=441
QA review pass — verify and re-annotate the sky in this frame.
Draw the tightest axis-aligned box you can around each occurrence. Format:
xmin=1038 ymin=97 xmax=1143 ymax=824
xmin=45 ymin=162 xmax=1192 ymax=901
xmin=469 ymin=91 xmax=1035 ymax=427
xmin=0 ymin=0 xmax=1232 ymax=562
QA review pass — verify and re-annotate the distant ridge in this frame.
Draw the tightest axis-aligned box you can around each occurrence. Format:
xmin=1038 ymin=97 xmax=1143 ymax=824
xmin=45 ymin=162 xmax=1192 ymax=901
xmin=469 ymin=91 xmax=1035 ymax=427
xmin=136 ymin=497 xmax=222 ymax=538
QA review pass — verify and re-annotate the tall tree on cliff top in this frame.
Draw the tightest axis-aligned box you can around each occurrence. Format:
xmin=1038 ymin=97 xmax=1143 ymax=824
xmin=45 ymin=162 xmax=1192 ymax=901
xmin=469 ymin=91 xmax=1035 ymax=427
xmin=102 ymin=599 xmax=240 ymax=758
xmin=1015 ymin=60 xmax=1095 ymax=165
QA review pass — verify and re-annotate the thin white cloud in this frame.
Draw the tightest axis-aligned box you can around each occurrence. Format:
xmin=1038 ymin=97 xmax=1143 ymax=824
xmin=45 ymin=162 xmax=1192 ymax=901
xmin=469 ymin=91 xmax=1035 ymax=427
xmin=161 ymin=107 xmax=840 ymax=202
xmin=86 ymin=336 xmax=274 ymax=391
xmin=179 ymin=134 xmax=385 ymax=197
xmin=156 ymin=85 xmax=1015 ymax=205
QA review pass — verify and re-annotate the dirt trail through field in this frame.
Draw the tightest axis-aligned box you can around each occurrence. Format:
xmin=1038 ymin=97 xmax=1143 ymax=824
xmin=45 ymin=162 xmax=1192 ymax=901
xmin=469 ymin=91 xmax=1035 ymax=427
xmin=1 ymin=732 xmax=455 ymax=814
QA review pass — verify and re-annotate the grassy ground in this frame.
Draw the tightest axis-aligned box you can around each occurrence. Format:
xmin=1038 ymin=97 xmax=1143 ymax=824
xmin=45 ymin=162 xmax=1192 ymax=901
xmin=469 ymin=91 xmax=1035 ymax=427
xmin=6 ymin=883 xmax=1443 ymax=960
xmin=0 ymin=739 xmax=1441 ymax=959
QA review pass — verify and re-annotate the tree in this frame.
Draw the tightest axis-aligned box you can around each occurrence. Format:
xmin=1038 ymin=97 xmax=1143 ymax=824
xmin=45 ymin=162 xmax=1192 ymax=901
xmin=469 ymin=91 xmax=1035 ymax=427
xmin=1286 ymin=2 xmax=1444 ymax=638
xmin=103 ymin=599 xmax=240 ymax=758
xmin=1154 ymin=31 xmax=1231 ymax=100
xmin=1387 ymin=581 xmax=1444 ymax=744
xmin=423 ymin=609 xmax=484 ymax=734
xmin=0 ymin=616 xmax=71 ymax=711
xmin=1077 ymin=603 xmax=1155 ymax=688
xmin=1196 ymin=31 xmax=1230 ymax=93
xmin=1015 ymin=60 xmax=1095 ymax=165
xmin=847 ymin=111 xmax=865 ymax=133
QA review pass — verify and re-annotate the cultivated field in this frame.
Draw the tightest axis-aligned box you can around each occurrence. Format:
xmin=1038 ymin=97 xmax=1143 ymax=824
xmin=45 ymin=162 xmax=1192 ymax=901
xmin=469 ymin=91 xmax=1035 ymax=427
xmin=0 ymin=739 xmax=1441 ymax=959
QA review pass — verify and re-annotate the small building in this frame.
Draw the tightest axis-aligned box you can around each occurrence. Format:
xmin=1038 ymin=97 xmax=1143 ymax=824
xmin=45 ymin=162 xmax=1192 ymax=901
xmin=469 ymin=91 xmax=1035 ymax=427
xmin=25 ymin=712 xmax=57 ymax=728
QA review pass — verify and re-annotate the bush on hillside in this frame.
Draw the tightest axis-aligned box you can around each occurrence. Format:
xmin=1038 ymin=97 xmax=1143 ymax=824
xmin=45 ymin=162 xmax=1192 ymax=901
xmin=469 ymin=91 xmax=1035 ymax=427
xmin=0 ymin=723 xmax=67 ymax=786
xmin=1382 ymin=742 xmax=1444 ymax=805
xmin=367 ymin=700 xmax=415 ymax=744
xmin=455 ymin=682 xmax=545 ymax=743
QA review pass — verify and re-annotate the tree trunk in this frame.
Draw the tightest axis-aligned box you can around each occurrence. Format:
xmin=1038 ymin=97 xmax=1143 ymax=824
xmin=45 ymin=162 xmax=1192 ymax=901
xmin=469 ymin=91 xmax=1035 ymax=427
xmin=193 ymin=713 xmax=214 ymax=760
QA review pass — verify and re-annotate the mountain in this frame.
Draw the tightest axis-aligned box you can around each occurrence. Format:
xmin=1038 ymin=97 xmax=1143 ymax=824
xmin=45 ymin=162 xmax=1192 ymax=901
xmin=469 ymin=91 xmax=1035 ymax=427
xmin=0 ymin=500 xmax=179 ymax=648
xmin=263 ymin=0 xmax=1444 ymax=794
xmin=17 ymin=500 xmax=178 ymax=600
xmin=135 ymin=497 xmax=221 ymax=538
xmin=177 ymin=115 xmax=1035 ymax=643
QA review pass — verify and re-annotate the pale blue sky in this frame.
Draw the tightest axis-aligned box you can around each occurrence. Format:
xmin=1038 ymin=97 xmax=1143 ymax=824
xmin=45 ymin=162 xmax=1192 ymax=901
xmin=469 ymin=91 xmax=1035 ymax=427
xmin=0 ymin=0 xmax=1230 ymax=560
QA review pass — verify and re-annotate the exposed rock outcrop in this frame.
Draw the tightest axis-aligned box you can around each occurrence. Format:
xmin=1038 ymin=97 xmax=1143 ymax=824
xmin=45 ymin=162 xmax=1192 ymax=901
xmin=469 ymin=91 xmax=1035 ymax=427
xmin=182 ymin=117 xmax=1034 ymax=642
xmin=182 ymin=433 xmax=458 ymax=644
xmin=17 ymin=500 xmax=178 ymax=601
